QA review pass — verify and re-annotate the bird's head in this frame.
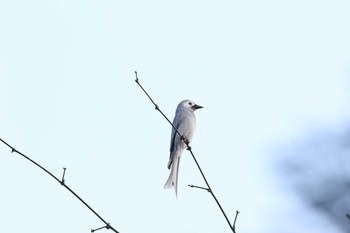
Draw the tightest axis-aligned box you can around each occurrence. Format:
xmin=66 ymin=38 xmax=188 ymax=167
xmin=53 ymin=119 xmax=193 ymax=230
xmin=179 ymin=99 xmax=203 ymax=111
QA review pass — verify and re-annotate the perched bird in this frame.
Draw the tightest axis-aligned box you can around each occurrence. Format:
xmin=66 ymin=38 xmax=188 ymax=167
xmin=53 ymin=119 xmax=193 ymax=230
xmin=164 ymin=99 xmax=203 ymax=196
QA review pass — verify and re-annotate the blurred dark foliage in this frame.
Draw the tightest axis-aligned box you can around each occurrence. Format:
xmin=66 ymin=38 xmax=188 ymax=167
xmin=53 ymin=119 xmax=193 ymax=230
xmin=280 ymin=128 xmax=350 ymax=232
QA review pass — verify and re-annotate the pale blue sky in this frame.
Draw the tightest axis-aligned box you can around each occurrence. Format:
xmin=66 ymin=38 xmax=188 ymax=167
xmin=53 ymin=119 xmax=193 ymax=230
xmin=1 ymin=1 xmax=350 ymax=233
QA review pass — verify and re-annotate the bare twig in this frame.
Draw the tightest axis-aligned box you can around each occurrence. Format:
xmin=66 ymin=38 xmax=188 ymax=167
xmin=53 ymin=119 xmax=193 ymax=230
xmin=92 ymin=223 xmax=110 ymax=232
xmin=233 ymin=210 xmax=239 ymax=233
xmin=0 ymin=138 xmax=120 ymax=233
xmin=134 ymin=71 xmax=184 ymax=141
xmin=187 ymin=146 xmax=236 ymax=232
xmin=188 ymin=184 xmax=210 ymax=192
xmin=135 ymin=72 xmax=238 ymax=232
xmin=61 ymin=167 xmax=67 ymax=184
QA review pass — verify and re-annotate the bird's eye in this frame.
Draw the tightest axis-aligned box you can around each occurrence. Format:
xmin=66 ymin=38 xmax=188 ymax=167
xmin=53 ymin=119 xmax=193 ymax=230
xmin=189 ymin=102 xmax=193 ymax=105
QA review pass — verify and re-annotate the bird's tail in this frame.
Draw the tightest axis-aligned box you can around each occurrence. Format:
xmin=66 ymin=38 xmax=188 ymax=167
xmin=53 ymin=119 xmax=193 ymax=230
xmin=163 ymin=155 xmax=181 ymax=196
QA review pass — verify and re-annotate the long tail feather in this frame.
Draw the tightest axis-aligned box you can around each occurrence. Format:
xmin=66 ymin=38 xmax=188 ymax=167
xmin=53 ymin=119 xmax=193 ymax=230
xmin=164 ymin=155 xmax=181 ymax=196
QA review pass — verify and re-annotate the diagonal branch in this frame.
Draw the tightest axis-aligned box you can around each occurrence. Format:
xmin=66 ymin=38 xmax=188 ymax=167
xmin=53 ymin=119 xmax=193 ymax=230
xmin=0 ymin=138 xmax=120 ymax=233
xmin=134 ymin=72 xmax=238 ymax=233
xmin=187 ymin=147 xmax=236 ymax=232
xmin=134 ymin=71 xmax=184 ymax=141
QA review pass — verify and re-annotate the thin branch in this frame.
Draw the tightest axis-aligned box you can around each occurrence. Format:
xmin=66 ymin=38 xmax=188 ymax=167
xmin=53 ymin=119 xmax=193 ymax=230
xmin=61 ymin=167 xmax=67 ymax=184
xmin=187 ymin=147 xmax=236 ymax=232
xmin=188 ymin=184 xmax=210 ymax=192
xmin=233 ymin=210 xmax=239 ymax=233
xmin=134 ymin=71 xmax=186 ymax=143
xmin=135 ymin=72 xmax=237 ymax=232
xmin=0 ymin=138 xmax=120 ymax=233
xmin=92 ymin=223 xmax=110 ymax=232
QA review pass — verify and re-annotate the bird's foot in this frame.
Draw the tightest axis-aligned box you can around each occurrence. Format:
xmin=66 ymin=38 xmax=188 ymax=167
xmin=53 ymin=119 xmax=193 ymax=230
xmin=181 ymin=136 xmax=190 ymax=146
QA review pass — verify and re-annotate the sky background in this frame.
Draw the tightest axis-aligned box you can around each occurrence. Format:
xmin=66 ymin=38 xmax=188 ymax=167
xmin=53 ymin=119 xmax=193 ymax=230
xmin=1 ymin=1 xmax=350 ymax=233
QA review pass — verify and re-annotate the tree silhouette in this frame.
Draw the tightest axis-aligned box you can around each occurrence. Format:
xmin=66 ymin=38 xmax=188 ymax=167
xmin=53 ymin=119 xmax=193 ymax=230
xmin=280 ymin=127 xmax=350 ymax=232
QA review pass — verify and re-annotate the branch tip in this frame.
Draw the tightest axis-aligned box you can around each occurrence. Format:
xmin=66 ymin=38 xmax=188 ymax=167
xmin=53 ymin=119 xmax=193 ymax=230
xmin=188 ymin=184 xmax=210 ymax=192
xmin=91 ymin=224 xmax=111 ymax=232
xmin=232 ymin=210 xmax=240 ymax=232
xmin=61 ymin=167 xmax=67 ymax=185
xmin=134 ymin=71 xmax=139 ymax=83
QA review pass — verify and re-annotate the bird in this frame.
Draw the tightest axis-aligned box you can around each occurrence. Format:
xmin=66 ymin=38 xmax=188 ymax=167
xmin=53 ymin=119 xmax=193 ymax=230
xmin=164 ymin=99 xmax=203 ymax=196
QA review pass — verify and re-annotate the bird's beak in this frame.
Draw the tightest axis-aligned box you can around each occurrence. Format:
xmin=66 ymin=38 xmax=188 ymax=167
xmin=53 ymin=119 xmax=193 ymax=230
xmin=194 ymin=104 xmax=203 ymax=110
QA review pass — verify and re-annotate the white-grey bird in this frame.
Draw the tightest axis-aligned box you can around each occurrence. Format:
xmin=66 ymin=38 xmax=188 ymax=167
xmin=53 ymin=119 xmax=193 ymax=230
xmin=164 ymin=99 xmax=203 ymax=196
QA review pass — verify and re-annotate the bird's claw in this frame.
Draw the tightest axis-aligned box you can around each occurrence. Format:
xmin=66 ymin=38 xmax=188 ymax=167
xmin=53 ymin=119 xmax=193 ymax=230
xmin=181 ymin=136 xmax=190 ymax=145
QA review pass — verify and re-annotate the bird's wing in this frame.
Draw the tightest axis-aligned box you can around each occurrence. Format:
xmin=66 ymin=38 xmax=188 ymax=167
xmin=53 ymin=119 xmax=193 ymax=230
xmin=169 ymin=109 xmax=183 ymax=154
